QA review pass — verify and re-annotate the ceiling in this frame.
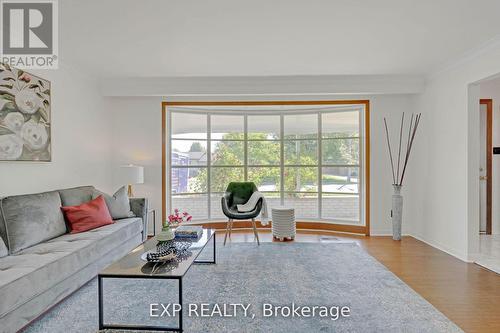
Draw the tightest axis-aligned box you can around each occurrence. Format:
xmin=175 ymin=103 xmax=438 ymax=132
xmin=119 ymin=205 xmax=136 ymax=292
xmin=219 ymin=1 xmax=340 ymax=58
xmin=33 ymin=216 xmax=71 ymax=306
xmin=60 ymin=0 xmax=500 ymax=79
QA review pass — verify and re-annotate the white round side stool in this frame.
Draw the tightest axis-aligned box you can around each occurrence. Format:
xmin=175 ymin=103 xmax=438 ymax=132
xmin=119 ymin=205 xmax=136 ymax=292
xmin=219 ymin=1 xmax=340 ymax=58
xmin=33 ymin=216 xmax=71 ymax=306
xmin=271 ymin=206 xmax=296 ymax=241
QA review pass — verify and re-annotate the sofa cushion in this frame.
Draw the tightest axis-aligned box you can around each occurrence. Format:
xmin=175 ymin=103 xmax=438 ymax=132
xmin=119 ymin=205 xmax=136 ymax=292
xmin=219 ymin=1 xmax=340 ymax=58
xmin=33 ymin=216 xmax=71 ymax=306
xmin=0 ymin=237 xmax=7 ymax=258
xmin=62 ymin=196 xmax=114 ymax=234
xmin=58 ymin=186 xmax=95 ymax=207
xmin=0 ymin=191 xmax=67 ymax=254
xmin=0 ymin=217 xmax=143 ymax=318
xmin=92 ymin=186 xmax=134 ymax=219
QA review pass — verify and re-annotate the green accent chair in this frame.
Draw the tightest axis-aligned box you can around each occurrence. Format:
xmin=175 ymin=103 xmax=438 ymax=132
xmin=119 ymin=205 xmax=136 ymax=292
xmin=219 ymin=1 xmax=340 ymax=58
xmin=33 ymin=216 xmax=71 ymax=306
xmin=221 ymin=182 xmax=261 ymax=245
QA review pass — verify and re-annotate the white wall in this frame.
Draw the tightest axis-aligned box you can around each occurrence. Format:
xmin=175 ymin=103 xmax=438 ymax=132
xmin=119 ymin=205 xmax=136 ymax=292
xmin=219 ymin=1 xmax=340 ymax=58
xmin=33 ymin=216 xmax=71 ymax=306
xmin=0 ymin=64 xmax=113 ymax=197
xmin=480 ymin=78 xmax=500 ymax=235
xmin=413 ymin=40 xmax=500 ymax=261
xmin=108 ymin=94 xmax=418 ymax=236
xmin=366 ymin=94 xmax=420 ymax=236
xmin=107 ymin=97 xmax=163 ymax=232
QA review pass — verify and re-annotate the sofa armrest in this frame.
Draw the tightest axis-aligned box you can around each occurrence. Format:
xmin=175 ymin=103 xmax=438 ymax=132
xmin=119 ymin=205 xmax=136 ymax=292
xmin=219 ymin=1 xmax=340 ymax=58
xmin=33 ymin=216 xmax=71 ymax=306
xmin=130 ymin=197 xmax=149 ymax=242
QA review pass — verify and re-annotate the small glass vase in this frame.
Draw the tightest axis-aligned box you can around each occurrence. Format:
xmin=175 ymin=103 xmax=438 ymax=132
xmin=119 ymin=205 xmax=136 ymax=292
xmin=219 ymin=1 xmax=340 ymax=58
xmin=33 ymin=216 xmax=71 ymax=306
xmin=157 ymin=225 xmax=175 ymax=242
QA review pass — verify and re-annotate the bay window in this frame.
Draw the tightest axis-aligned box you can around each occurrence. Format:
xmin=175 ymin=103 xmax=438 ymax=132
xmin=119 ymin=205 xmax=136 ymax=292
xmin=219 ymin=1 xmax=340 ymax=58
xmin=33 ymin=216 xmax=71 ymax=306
xmin=165 ymin=102 xmax=367 ymax=227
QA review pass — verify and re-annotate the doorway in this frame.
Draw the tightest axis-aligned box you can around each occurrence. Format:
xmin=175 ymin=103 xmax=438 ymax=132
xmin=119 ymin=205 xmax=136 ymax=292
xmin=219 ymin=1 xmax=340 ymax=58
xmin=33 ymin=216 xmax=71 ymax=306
xmin=479 ymin=99 xmax=492 ymax=235
xmin=474 ymin=85 xmax=500 ymax=274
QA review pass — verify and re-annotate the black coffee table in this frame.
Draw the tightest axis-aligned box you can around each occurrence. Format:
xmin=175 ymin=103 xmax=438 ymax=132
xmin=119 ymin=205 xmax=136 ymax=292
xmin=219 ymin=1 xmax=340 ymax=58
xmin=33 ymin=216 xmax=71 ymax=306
xmin=98 ymin=228 xmax=216 ymax=332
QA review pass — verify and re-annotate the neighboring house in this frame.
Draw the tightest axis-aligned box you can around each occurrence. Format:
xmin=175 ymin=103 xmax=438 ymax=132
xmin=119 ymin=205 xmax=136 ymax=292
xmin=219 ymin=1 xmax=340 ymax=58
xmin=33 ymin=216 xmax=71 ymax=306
xmin=187 ymin=151 xmax=208 ymax=166
xmin=172 ymin=152 xmax=189 ymax=193
xmin=171 ymin=151 xmax=207 ymax=193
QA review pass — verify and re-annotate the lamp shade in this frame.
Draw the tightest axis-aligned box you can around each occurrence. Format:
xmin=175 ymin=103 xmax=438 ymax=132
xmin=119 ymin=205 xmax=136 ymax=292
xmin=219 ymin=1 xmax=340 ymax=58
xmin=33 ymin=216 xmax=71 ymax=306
xmin=119 ymin=165 xmax=144 ymax=185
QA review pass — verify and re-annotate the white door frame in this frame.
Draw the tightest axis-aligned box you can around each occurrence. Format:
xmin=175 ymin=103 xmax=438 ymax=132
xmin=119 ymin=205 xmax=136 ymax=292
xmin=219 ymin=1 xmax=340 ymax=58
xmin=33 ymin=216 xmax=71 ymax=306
xmin=466 ymin=83 xmax=480 ymax=261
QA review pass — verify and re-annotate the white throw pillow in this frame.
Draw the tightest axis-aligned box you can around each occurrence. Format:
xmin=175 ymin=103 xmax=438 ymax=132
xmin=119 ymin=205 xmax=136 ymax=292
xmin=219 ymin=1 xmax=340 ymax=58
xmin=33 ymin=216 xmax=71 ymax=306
xmin=92 ymin=186 xmax=135 ymax=220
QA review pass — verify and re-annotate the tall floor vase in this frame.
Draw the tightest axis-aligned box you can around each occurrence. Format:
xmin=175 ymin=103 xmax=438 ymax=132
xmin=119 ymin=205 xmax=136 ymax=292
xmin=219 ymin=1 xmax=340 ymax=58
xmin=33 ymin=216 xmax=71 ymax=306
xmin=391 ymin=185 xmax=403 ymax=240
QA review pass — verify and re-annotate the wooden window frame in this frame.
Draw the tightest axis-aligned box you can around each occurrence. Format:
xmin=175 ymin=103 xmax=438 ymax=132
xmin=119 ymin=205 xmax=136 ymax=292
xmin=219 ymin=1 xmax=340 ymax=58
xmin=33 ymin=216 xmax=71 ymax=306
xmin=162 ymin=100 xmax=371 ymax=236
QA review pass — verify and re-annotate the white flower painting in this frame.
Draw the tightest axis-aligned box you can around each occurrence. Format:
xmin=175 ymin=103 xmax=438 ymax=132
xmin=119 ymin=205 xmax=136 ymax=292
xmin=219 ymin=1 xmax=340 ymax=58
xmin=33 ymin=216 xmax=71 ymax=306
xmin=0 ymin=63 xmax=51 ymax=161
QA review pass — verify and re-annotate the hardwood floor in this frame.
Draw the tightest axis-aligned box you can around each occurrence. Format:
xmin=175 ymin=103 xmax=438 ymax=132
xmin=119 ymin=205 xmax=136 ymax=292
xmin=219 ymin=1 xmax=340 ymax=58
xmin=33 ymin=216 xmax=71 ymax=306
xmin=215 ymin=229 xmax=500 ymax=333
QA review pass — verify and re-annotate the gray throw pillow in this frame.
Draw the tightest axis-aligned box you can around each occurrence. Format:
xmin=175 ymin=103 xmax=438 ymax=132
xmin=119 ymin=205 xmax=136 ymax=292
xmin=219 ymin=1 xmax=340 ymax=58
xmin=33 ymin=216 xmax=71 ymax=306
xmin=58 ymin=186 xmax=95 ymax=206
xmin=92 ymin=186 xmax=135 ymax=220
xmin=1 ymin=191 xmax=67 ymax=254
xmin=0 ymin=237 xmax=7 ymax=258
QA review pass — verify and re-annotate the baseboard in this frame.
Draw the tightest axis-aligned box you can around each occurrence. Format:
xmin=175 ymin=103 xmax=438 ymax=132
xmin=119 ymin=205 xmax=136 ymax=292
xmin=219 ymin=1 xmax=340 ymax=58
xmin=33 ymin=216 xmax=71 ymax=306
xmin=468 ymin=252 xmax=481 ymax=263
xmin=369 ymin=227 xmax=410 ymax=236
xmin=370 ymin=232 xmax=411 ymax=237
xmin=410 ymin=233 xmax=470 ymax=262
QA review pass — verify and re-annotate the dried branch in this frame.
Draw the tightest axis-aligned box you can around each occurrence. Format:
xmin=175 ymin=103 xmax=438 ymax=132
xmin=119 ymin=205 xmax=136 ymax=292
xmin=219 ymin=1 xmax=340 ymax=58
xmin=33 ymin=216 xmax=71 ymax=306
xmin=406 ymin=114 xmax=414 ymax=158
xmin=399 ymin=113 xmax=421 ymax=185
xmin=384 ymin=118 xmax=396 ymax=185
xmin=396 ymin=113 xmax=405 ymax=183
xmin=384 ymin=113 xmax=422 ymax=186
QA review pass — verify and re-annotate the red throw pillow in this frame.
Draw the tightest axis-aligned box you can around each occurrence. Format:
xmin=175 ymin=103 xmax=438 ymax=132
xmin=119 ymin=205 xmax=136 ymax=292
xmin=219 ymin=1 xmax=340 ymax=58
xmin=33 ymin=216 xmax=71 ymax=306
xmin=61 ymin=196 xmax=114 ymax=234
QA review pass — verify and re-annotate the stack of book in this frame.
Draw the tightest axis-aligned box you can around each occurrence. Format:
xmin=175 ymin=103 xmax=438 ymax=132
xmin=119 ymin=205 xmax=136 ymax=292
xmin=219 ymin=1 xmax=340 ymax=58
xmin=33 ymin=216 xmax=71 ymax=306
xmin=175 ymin=225 xmax=203 ymax=239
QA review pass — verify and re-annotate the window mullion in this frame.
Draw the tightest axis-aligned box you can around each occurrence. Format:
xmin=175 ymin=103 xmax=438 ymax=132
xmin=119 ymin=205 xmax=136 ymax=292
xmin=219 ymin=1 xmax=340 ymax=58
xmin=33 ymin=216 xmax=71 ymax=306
xmin=280 ymin=114 xmax=285 ymax=205
xmin=318 ymin=112 xmax=322 ymax=219
xmin=244 ymin=115 xmax=248 ymax=181
xmin=207 ymin=114 xmax=211 ymax=220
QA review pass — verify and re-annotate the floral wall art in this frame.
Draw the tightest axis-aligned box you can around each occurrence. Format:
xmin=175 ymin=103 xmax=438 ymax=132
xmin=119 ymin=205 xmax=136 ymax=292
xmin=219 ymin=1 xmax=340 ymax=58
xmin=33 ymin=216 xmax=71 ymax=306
xmin=0 ymin=63 xmax=51 ymax=161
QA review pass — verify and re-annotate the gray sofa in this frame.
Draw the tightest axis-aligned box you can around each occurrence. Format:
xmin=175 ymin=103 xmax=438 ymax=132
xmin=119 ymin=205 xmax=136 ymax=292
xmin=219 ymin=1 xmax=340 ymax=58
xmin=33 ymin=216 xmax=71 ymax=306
xmin=0 ymin=186 xmax=148 ymax=332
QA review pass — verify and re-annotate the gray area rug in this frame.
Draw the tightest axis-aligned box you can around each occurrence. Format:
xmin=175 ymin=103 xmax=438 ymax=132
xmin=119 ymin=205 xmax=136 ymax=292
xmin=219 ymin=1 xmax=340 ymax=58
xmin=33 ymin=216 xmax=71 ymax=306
xmin=24 ymin=242 xmax=462 ymax=333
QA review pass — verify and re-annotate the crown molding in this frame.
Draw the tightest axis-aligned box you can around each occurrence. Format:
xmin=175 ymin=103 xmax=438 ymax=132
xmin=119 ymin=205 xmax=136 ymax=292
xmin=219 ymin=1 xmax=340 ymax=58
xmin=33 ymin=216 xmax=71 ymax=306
xmin=100 ymin=75 xmax=424 ymax=97
xmin=427 ymin=34 xmax=500 ymax=81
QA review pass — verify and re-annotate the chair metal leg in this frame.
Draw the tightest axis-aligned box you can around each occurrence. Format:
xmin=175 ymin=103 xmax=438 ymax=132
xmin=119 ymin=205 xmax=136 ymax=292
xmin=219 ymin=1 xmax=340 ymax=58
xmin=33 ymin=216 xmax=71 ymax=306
xmin=228 ymin=218 xmax=233 ymax=239
xmin=224 ymin=218 xmax=231 ymax=246
xmin=251 ymin=218 xmax=260 ymax=245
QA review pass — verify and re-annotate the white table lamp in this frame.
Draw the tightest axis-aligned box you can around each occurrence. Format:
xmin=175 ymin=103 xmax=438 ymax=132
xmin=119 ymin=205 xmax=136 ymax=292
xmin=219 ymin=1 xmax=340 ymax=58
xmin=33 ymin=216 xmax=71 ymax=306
xmin=119 ymin=164 xmax=144 ymax=197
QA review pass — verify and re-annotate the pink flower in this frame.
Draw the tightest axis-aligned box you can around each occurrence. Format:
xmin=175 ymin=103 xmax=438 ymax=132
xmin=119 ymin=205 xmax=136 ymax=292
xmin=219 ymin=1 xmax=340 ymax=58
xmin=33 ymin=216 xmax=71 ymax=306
xmin=19 ymin=73 xmax=31 ymax=82
xmin=169 ymin=208 xmax=191 ymax=224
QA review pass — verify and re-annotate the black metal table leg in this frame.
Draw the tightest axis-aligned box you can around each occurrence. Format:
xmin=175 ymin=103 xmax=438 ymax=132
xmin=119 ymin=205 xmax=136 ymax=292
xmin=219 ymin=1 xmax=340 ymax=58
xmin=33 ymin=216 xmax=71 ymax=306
xmin=179 ymin=277 xmax=183 ymax=332
xmin=194 ymin=233 xmax=216 ymax=264
xmin=213 ymin=232 xmax=216 ymax=264
xmin=98 ymin=275 xmax=103 ymax=330
xmin=98 ymin=275 xmax=183 ymax=332
xmin=152 ymin=209 xmax=156 ymax=236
